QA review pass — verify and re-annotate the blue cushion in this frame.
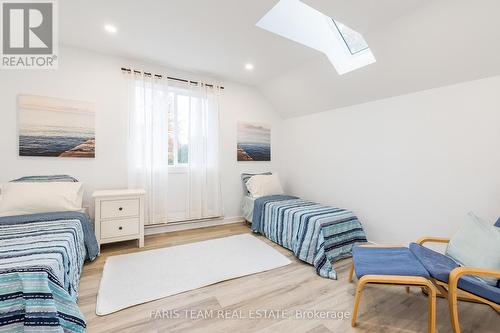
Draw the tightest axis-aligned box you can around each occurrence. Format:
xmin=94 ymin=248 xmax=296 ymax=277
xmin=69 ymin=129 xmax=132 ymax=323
xmin=352 ymin=246 xmax=429 ymax=278
xmin=458 ymin=275 xmax=500 ymax=304
xmin=409 ymin=243 xmax=459 ymax=283
xmin=410 ymin=243 xmax=500 ymax=304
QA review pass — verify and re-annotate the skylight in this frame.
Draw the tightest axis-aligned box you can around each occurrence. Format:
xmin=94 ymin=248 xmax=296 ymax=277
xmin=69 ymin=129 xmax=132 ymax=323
xmin=332 ymin=20 xmax=369 ymax=55
xmin=256 ymin=0 xmax=375 ymax=75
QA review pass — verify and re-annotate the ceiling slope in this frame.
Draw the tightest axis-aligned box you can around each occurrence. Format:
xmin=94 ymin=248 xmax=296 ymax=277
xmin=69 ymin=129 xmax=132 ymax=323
xmin=260 ymin=0 xmax=500 ymax=117
xmin=303 ymin=0 xmax=426 ymax=34
xmin=59 ymin=0 xmax=500 ymax=117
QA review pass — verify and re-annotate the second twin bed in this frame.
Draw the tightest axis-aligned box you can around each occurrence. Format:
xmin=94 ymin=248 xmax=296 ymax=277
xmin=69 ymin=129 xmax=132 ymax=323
xmin=245 ymin=193 xmax=367 ymax=279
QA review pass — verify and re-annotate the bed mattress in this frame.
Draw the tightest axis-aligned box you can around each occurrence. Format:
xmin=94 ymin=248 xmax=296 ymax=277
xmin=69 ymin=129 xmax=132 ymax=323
xmin=242 ymin=195 xmax=256 ymax=223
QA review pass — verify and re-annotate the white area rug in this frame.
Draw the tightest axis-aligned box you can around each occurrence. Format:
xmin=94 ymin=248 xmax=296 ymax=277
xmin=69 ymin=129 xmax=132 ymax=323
xmin=96 ymin=234 xmax=291 ymax=315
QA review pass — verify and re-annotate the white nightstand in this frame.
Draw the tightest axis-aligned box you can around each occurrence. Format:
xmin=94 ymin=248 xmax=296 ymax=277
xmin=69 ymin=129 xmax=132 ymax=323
xmin=93 ymin=189 xmax=146 ymax=249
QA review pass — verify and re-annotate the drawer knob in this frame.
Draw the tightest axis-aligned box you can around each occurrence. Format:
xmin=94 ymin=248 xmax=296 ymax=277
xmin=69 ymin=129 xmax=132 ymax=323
xmin=118 ymin=207 xmax=123 ymax=211
xmin=118 ymin=226 xmax=123 ymax=230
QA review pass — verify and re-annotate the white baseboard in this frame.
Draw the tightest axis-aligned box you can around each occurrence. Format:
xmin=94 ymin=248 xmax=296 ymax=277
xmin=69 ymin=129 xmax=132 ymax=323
xmin=144 ymin=216 xmax=246 ymax=235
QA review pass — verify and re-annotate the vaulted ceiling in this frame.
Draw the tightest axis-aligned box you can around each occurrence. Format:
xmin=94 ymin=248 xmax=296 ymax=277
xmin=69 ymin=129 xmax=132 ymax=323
xmin=61 ymin=0 xmax=500 ymax=117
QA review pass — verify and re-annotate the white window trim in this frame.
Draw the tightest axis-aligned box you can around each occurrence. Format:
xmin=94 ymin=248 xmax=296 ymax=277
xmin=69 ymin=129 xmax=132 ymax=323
xmin=168 ymin=91 xmax=192 ymax=168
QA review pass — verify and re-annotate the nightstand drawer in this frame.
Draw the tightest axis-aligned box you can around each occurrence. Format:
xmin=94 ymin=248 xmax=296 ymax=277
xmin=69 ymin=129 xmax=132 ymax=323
xmin=101 ymin=218 xmax=139 ymax=239
xmin=101 ymin=199 xmax=139 ymax=219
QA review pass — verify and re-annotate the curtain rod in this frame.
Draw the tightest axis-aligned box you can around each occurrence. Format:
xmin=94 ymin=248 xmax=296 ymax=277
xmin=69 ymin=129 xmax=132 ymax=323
xmin=120 ymin=67 xmax=224 ymax=90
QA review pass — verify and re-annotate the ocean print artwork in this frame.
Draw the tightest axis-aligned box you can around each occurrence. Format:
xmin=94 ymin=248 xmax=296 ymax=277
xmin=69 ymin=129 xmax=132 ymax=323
xmin=237 ymin=122 xmax=271 ymax=161
xmin=18 ymin=95 xmax=96 ymax=158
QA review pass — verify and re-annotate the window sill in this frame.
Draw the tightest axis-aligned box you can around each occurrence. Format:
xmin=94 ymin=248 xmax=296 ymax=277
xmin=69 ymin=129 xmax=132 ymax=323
xmin=168 ymin=166 xmax=188 ymax=174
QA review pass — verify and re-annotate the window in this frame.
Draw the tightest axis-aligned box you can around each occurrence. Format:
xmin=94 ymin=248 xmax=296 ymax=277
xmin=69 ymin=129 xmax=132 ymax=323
xmin=133 ymin=83 xmax=199 ymax=168
xmin=168 ymin=91 xmax=191 ymax=166
xmin=130 ymin=77 xmax=223 ymax=222
xmin=332 ymin=20 xmax=369 ymax=55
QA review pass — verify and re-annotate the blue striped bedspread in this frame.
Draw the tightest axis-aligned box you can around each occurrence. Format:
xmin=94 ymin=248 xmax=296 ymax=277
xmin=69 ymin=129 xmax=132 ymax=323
xmin=252 ymin=196 xmax=367 ymax=279
xmin=0 ymin=212 xmax=98 ymax=332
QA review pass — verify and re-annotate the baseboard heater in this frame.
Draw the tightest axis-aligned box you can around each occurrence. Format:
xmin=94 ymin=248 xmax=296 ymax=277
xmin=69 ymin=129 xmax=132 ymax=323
xmin=144 ymin=216 xmax=245 ymax=236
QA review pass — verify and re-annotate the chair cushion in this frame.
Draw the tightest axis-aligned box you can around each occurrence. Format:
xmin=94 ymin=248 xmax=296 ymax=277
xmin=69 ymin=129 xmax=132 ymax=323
xmin=409 ymin=243 xmax=459 ymax=283
xmin=352 ymin=246 xmax=429 ymax=279
xmin=458 ymin=275 xmax=500 ymax=304
xmin=410 ymin=243 xmax=500 ymax=304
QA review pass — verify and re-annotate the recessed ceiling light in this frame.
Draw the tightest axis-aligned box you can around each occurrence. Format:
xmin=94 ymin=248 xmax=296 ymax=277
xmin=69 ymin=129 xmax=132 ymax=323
xmin=245 ymin=63 xmax=254 ymax=71
xmin=104 ymin=24 xmax=117 ymax=34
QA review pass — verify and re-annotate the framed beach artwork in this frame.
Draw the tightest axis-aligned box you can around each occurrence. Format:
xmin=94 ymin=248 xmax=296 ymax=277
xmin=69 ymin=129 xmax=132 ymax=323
xmin=18 ymin=95 xmax=96 ymax=158
xmin=237 ymin=122 xmax=271 ymax=161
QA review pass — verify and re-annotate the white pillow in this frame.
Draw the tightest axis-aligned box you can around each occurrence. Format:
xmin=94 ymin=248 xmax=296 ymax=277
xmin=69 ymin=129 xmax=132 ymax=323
xmin=0 ymin=182 xmax=84 ymax=217
xmin=445 ymin=212 xmax=500 ymax=286
xmin=245 ymin=174 xmax=284 ymax=198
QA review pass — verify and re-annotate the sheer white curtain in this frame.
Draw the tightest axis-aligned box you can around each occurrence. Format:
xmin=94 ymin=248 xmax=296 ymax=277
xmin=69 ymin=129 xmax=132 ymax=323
xmin=125 ymin=72 xmax=169 ymax=225
xmin=185 ymin=82 xmax=223 ymax=219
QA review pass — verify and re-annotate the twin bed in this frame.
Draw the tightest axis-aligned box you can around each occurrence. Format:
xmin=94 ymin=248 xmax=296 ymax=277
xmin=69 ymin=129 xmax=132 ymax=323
xmin=0 ymin=177 xmax=98 ymax=332
xmin=242 ymin=174 xmax=367 ymax=279
xmin=0 ymin=173 xmax=366 ymax=331
xmin=0 ymin=212 xmax=98 ymax=332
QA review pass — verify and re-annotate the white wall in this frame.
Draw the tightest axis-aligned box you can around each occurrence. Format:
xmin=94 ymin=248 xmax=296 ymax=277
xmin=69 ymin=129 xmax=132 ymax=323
xmin=0 ymin=46 xmax=282 ymax=221
xmin=281 ymin=76 xmax=500 ymax=244
xmin=3 ymin=46 xmax=498 ymax=243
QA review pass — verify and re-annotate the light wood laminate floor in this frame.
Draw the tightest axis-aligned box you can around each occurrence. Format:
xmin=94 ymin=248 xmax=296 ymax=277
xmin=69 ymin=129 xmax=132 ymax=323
xmin=78 ymin=223 xmax=499 ymax=333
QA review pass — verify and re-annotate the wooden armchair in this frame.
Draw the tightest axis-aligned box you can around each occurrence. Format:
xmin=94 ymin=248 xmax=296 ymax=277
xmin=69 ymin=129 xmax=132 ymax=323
xmin=417 ymin=237 xmax=500 ymax=333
